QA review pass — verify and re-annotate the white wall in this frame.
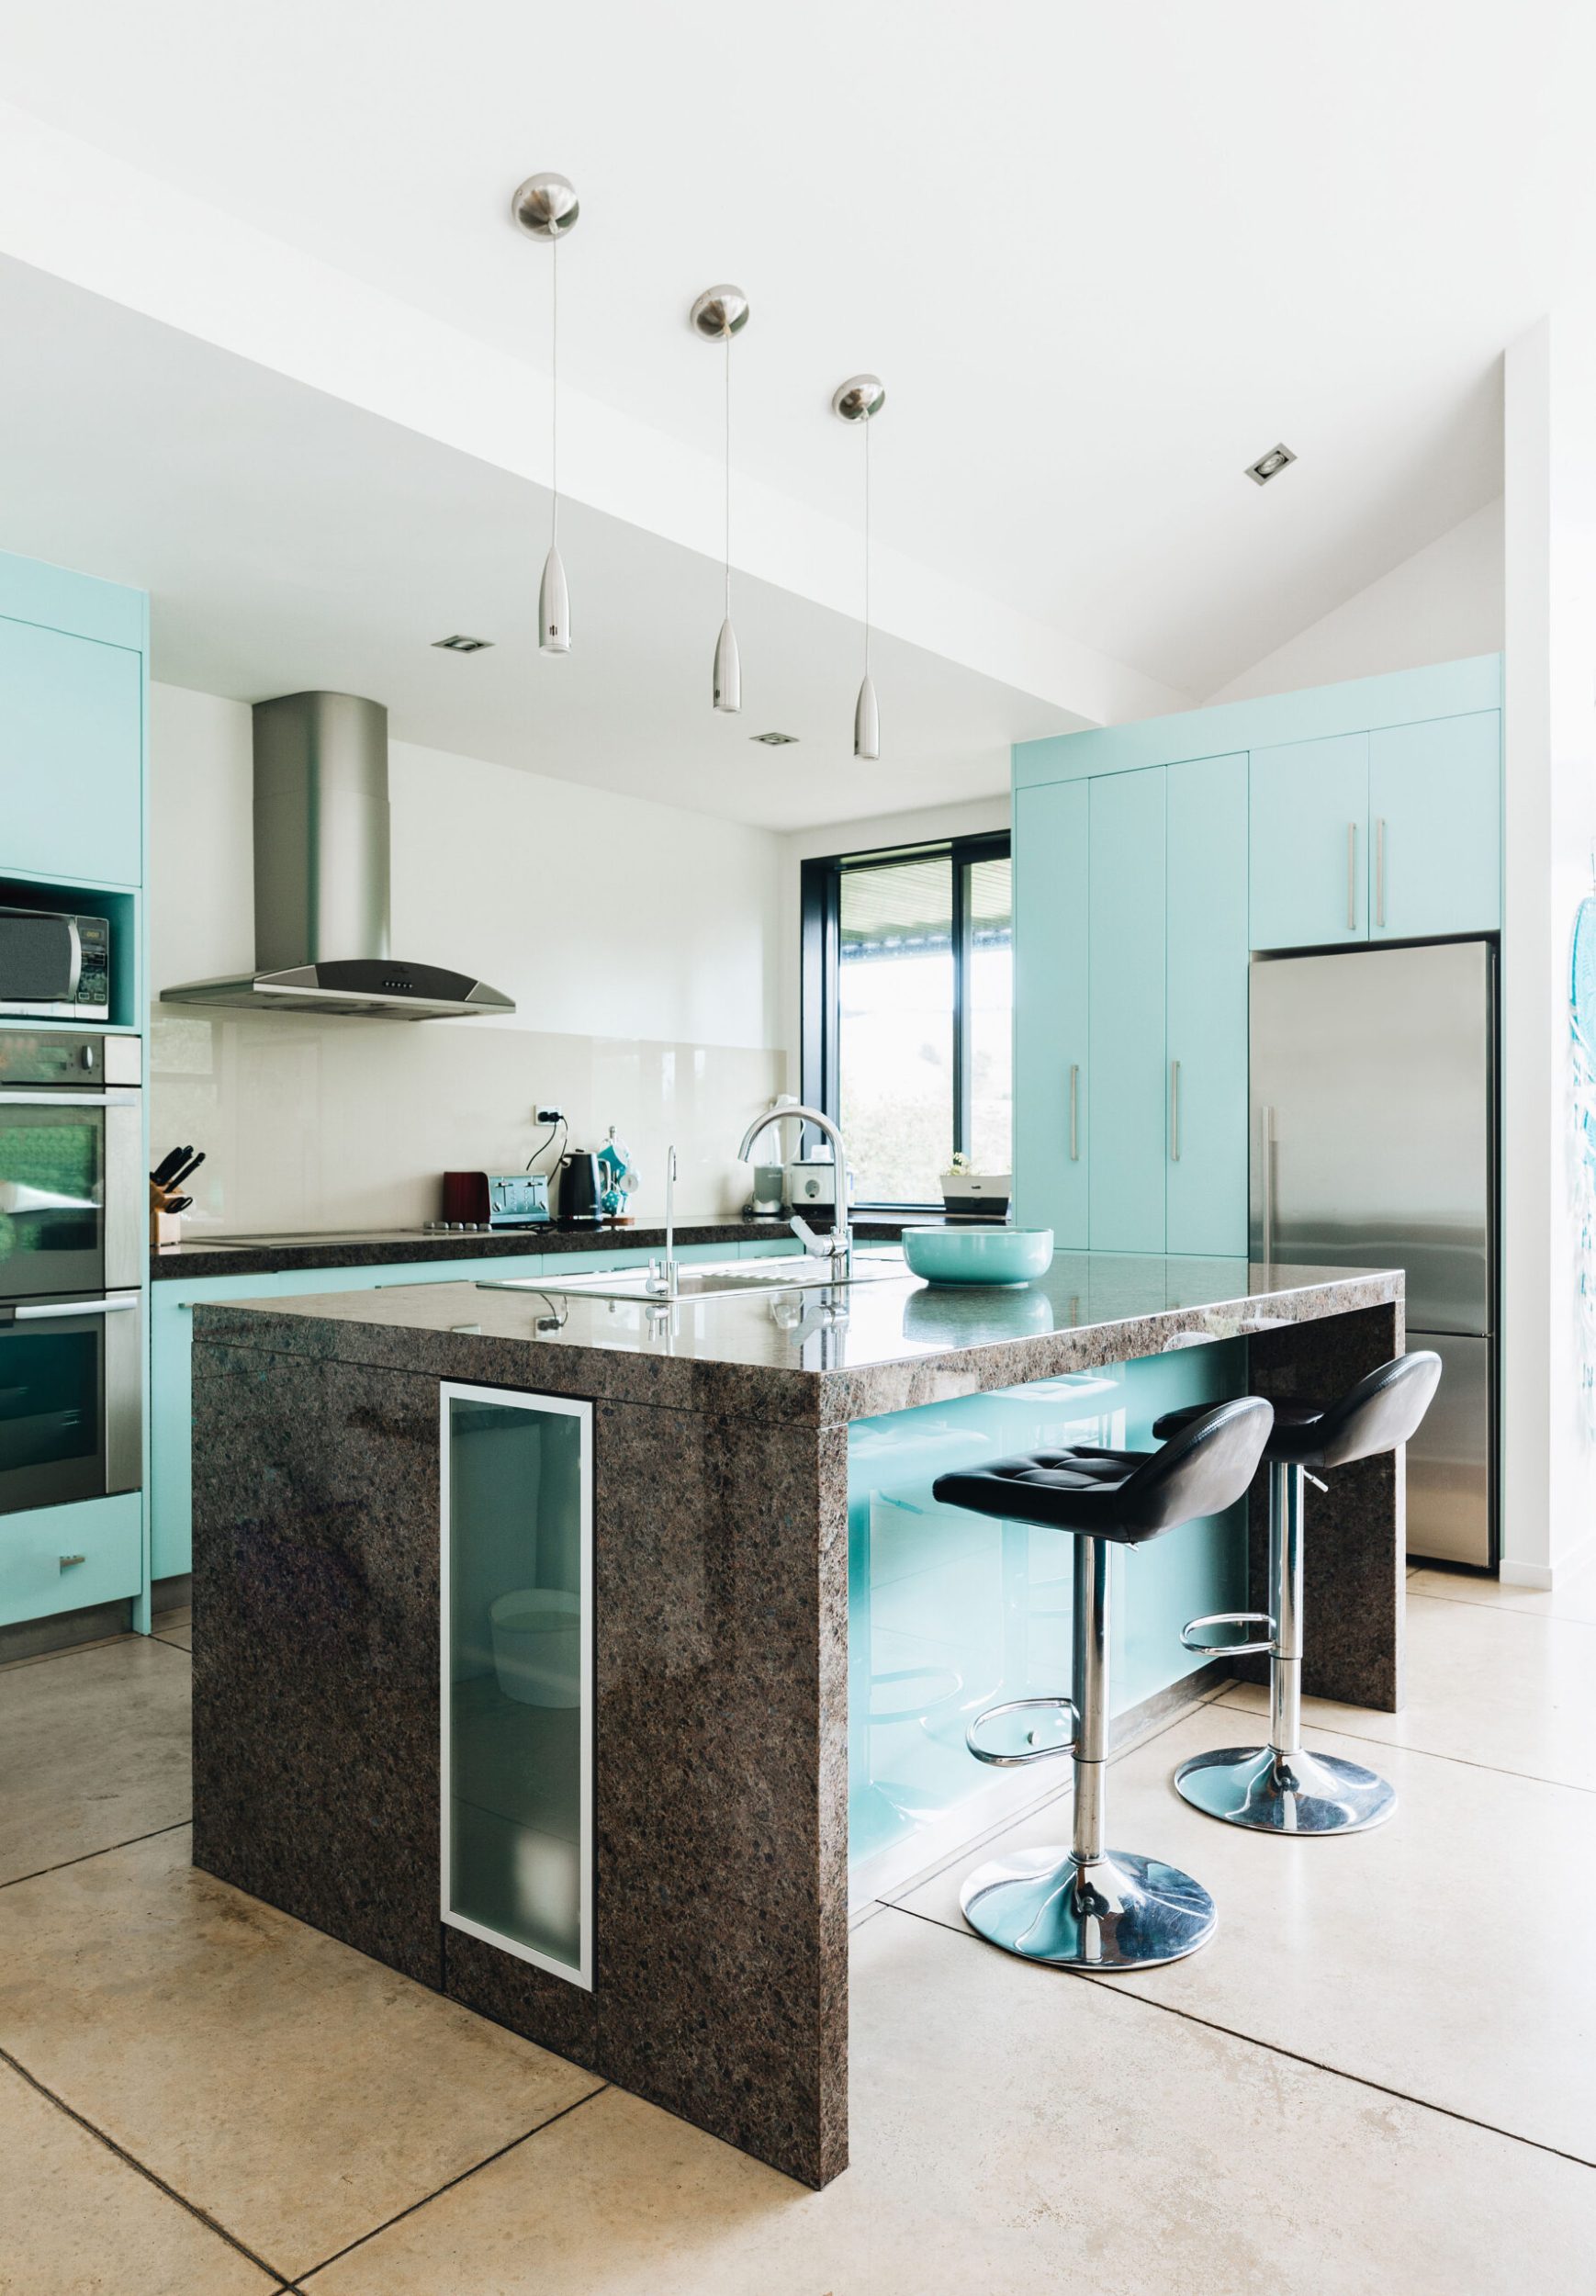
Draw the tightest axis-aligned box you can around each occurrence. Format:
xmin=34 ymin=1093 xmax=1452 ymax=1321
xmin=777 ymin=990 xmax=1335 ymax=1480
xmin=1205 ymin=498 xmax=1504 ymax=706
xmin=1500 ymin=321 xmax=1596 ymax=1585
xmin=148 ymin=682 xmax=786 ymax=1231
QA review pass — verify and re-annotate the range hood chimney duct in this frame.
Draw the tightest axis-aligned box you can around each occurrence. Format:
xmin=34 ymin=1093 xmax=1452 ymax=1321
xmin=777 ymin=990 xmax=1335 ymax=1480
xmin=162 ymin=691 xmax=514 ymax=1019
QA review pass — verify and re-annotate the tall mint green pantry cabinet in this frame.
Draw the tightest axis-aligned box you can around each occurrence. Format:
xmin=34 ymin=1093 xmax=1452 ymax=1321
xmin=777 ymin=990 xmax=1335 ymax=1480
xmin=1013 ymin=656 xmax=1503 ymax=1255
xmin=0 ymin=546 xmax=151 ymax=1633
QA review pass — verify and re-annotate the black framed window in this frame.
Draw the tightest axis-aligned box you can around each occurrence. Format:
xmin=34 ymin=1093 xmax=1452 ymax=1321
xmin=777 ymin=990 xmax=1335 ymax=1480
xmin=801 ymin=833 xmax=1012 ymax=1209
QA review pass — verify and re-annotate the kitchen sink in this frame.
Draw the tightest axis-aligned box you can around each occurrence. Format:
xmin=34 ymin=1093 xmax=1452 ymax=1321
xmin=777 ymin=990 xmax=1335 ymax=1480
xmin=476 ymin=1251 xmax=906 ymax=1305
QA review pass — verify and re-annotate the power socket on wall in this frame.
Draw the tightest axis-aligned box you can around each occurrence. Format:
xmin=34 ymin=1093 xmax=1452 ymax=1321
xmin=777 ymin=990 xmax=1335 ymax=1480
xmin=535 ymin=1108 xmax=564 ymax=1123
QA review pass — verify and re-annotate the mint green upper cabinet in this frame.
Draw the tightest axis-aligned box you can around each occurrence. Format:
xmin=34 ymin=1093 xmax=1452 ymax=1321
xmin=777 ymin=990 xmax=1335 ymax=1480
xmin=1166 ymin=755 xmax=1249 ymax=1255
xmin=1088 ymin=769 xmax=1167 ymax=1254
xmin=1369 ymin=713 xmax=1500 ymax=940
xmin=1249 ymin=733 xmax=1370 ymax=952
xmin=1013 ymin=780 xmax=1089 ymax=1244
xmin=0 ymin=616 xmax=143 ymax=886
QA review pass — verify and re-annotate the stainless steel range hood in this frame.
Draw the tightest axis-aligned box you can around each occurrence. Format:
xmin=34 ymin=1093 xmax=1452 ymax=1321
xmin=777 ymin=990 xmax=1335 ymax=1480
xmin=162 ymin=692 xmax=514 ymax=1019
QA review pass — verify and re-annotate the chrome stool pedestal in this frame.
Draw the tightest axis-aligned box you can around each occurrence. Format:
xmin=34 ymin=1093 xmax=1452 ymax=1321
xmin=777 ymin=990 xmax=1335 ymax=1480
xmin=938 ymin=1397 xmax=1275 ymax=1973
xmin=1175 ymin=1462 xmax=1397 ymax=1836
xmin=1167 ymin=1351 xmax=1442 ymax=1839
xmin=961 ymin=1536 xmax=1219 ymax=1971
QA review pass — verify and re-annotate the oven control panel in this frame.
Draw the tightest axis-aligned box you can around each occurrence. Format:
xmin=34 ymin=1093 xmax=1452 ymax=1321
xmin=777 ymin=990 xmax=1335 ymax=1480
xmin=0 ymin=1030 xmax=140 ymax=1086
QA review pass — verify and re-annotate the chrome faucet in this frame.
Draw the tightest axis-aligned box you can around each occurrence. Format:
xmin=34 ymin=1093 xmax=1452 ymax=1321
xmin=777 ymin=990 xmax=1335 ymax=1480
xmin=736 ymin=1100 xmax=852 ymax=1277
xmin=646 ymin=1146 xmax=680 ymax=1298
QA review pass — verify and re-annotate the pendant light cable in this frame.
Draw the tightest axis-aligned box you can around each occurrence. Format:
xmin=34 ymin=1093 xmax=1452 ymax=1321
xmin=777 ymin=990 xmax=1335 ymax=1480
xmin=863 ymin=416 xmax=871 ymax=679
xmin=724 ymin=324 xmax=732 ymax=620
xmin=550 ymin=228 xmax=559 ymax=546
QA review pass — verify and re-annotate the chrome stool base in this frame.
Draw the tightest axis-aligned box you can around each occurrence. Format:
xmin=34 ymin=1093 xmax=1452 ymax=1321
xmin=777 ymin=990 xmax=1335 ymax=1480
xmin=1174 ymin=1742 xmax=1397 ymax=1835
xmin=960 ymin=1844 xmax=1218 ymax=1971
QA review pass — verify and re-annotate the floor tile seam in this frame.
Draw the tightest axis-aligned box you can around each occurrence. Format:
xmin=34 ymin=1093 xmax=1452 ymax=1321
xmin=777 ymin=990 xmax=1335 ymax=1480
xmin=146 ymin=1631 xmax=194 ymax=1658
xmin=876 ymin=1689 xmax=1226 ymax=1910
xmin=877 ymin=1904 xmax=1596 ymax=2175
xmin=1409 ymin=1588 xmax=1596 ymax=1627
xmin=0 ymin=2038 xmax=292 ymax=2284
xmin=1208 ymin=1694 xmax=1596 ymax=1796
xmin=0 ymin=1634 xmax=138 ymax=1675
xmin=294 ymin=2081 xmax=612 ymax=2282
xmin=0 ymin=1818 xmax=193 ymax=1894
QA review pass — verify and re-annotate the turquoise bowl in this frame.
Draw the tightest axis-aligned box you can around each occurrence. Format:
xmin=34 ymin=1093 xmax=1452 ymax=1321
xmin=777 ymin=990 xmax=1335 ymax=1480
xmin=902 ymin=1227 xmax=1055 ymax=1287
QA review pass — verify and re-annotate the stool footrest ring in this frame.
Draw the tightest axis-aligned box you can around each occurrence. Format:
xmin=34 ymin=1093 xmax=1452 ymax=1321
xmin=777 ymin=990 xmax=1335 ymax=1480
xmin=1180 ymin=1610 xmax=1276 ymax=1659
xmin=966 ymin=1695 xmax=1078 ymax=1768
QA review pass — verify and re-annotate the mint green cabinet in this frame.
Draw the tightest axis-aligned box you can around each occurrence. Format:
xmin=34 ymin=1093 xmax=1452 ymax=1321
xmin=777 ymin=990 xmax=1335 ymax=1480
xmin=1088 ymin=770 xmax=1167 ymax=1253
xmin=0 ymin=1491 xmax=143 ymax=1628
xmin=1166 ymin=755 xmax=1249 ymax=1255
xmin=0 ymin=616 xmax=143 ymax=888
xmin=1369 ymin=713 xmax=1500 ymax=940
xmin=1014 ymin=781 xmax=1089 ymax=1244
xmin=1249 ymin=734 xmax=1369 ymax=951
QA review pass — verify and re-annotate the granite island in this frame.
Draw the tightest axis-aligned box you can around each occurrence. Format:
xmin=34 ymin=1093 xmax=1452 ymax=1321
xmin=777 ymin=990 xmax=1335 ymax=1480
xmin=189 ymin=1251 xmax=1404 ymax=2189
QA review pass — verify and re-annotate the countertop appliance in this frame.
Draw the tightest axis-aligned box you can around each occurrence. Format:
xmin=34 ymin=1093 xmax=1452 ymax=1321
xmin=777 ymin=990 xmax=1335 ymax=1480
xmin=439 ymin=1171 xmax=551 ymax=1230
xmin=1250 ymin=940 xmax=1495 ymax=1568
xmin=0 ymin=907 xmax=111 ymax=1021
xmin=559 ymin=1151 xmax=603 ymax=1224
xmin=162 ymin=692 xmax=514 ymax=1019
xmin=0 ymin=1028 xmax=143 ymax=1514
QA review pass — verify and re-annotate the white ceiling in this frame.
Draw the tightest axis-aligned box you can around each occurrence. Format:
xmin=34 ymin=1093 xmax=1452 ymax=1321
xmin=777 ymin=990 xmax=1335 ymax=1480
xmin=3 ymin=0 xmax=1579 ymax=704
xmin=0 ymin=257 xmax=1070 ymax=829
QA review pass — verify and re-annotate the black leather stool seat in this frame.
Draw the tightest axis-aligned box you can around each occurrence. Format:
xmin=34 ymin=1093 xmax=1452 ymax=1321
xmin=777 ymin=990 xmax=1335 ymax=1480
xmin=932 ymin=1396 xmax=1273 ymax=1546
xmin=1152 ymin=1352 xmax=1441 ymax=1473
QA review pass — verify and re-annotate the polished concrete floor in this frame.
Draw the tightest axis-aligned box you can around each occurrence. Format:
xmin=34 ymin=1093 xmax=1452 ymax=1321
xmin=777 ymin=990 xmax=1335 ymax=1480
xmin=2 ymin=1571 xmax=1593 ymax=2293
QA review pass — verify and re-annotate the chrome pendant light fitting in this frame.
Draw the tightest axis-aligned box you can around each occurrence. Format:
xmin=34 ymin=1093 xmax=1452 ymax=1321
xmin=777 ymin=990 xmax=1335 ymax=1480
xmin=512 ymin=172 xmax=580 ymax=655
xmin=691 ymin=286 xmax=750 ymax=714
xmin=834 ymin=373 xmax=885 ymax=760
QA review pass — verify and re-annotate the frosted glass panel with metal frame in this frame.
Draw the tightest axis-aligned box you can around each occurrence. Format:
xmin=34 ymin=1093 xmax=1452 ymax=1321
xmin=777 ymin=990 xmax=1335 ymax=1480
xmin=440 ymin=1384 xmax=593 ymax=1988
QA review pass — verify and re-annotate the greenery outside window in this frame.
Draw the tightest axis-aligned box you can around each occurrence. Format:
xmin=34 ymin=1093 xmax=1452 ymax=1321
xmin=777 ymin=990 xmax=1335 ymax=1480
xmin=801 ymin=834 xmax=1012 ymax=1209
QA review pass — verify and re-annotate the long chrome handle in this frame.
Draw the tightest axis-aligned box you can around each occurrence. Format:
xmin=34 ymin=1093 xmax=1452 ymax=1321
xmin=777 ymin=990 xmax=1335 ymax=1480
xmin=1376 ymin=816 xmax=1387 ymax=929
xmin=1068 ymin=1064 xmax=1080 ymax=1161
xmin=1260 ymin=1103 xmax=1276 ymax=1265
xmin=0 ymin=1088 xmax=140 ymax=1107
xmin=1169 ymin=1060 xmax=1181 ymax=1162
xmin=1346 ymin=822 xmax=1357 ymax=931
xmin=14 ymin=1294 xmax=140 ymax=1322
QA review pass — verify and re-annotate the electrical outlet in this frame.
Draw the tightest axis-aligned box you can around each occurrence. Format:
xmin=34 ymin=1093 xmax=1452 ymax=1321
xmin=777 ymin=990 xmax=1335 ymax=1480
xmin=536 ymin=1107 xmax=564 ymax=1123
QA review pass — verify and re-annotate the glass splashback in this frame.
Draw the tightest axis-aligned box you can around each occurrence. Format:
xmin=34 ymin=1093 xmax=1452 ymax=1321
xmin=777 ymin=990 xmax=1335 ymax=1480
xmin=442 ymin=1387 xmax=593 ymax=1987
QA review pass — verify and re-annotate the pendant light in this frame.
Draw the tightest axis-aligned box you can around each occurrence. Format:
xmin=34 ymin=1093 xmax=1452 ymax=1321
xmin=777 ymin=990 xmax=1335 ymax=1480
xmin=511 ymin=171 xmax=580 ymax=654
xmin=833 ymin=373 xmax=886 ymax=760
xmin=691 ymin=286 xmax=750 ymax=713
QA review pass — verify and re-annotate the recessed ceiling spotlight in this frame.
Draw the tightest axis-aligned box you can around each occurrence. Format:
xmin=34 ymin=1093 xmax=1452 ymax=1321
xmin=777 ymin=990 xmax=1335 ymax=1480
xmin=1244 ymin=443 xmax=1297 ymax=486
xmin=433 ymin=634 xmax=493 ymax=653
xmin=751 ymin=731 xmax=798 ymax=746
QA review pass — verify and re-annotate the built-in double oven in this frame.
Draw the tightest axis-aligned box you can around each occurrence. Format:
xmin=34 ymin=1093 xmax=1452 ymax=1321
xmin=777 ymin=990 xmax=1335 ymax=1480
xmin=0 ymin=1030 xmax=142 ymax=1515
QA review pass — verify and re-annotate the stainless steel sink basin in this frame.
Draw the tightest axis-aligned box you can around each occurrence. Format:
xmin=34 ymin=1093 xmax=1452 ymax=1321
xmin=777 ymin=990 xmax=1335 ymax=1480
xmin=477 ymin=1252 xmax=905 ymax=1305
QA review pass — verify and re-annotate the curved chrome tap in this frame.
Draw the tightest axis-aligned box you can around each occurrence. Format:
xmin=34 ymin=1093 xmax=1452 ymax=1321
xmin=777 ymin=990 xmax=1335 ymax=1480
xmin=736 ymin=1100 xmax=851 ymax=1277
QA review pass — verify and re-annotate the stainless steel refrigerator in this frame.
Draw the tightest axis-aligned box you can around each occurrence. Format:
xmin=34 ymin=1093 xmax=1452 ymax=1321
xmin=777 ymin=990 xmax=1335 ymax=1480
xmin=1250 ymin=940 xmax=1495 ymax=1568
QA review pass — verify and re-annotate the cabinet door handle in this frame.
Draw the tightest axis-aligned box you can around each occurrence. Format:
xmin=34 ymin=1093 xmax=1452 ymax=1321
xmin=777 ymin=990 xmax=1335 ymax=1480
xmin=1346 ymin=822 xmax=1357 ymax=931
xmin=1169 ymin=1059 xmax=1181 ymax=1162
xmin=1376 ymin=816 xmax=1387 ymax=929
xmin=1068 ymin=1064 xmax=1080 ymax=1161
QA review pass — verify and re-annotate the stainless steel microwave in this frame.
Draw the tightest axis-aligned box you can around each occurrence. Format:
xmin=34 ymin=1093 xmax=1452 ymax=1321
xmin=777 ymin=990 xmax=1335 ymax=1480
xmin=0 ymin=908 xmax=112 ymax=1020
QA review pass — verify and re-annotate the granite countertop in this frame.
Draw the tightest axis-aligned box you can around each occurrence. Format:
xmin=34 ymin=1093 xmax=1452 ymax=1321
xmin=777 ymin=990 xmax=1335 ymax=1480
xmin=191 ymin=1253 xmax=1402 ymax=1425
xmin=152 ymin=1212 xmax=916 ymax=1280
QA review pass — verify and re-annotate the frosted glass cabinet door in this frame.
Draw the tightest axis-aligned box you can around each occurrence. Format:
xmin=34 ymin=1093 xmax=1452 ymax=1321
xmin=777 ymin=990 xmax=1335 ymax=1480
xmin=1013 ymin=780 xmax=1089 ymax=1244
xmin=441 ymin=1385 xmax=593 ymax=1987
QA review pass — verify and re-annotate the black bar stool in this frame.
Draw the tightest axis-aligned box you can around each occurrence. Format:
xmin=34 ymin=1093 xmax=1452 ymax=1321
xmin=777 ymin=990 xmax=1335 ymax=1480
xmin=931 ymin=1396 xmax=1273 ymax=1972
xmin=1163 ymin=1350 xmax=1441 ymax=1836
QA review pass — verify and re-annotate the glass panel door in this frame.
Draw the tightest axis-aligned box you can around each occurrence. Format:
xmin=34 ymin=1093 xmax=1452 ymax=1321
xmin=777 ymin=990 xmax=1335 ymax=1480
xmin=441 ymin=1386 xmax=593 ymax=1987
xmin=0 ymin=1102 xmax=107 ymax=1300
xmin=0 ymin=1313 xmax=105 ymax=1512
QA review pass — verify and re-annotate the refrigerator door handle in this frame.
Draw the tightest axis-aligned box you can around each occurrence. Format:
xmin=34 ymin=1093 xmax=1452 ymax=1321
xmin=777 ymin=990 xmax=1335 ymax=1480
xmin=1260 ymin=1103 xmax=1276 ymax=1265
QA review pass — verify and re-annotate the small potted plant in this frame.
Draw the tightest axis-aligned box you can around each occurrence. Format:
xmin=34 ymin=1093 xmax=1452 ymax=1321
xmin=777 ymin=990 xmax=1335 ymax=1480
xmin=938 ymin=1152 xmax=1011 ymax=1220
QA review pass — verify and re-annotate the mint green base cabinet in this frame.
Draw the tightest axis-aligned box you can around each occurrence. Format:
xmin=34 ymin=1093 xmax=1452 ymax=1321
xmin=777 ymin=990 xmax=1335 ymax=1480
xmin=1166 ymin=754 xmax=1249 ymax=1255
xmin=1370 ymin=714 xmax=1501 ymax=940
xmin=1249 ymin=733 xmax=1369 ymax=951
xmin=1014 ymin=781 xmax=1089 ymax=1243
xmin=1088 ymin=770 xmax=1167 ymax=1253
xmin=442 ymin=1384 xmax=593 ymax=1986
xmin=0 ymin=1491 xmax=142 ymax=1627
